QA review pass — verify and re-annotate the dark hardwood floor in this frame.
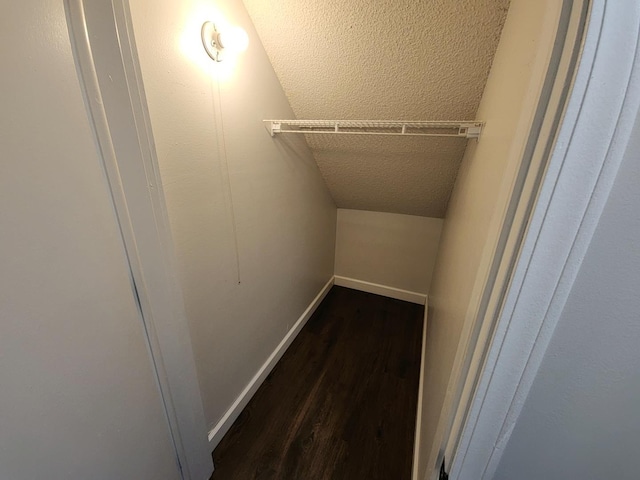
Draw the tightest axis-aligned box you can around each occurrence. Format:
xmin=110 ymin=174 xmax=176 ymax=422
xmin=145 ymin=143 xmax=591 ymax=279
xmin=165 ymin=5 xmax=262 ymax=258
xmin=210 ymin=286 xmax=424 ymax=480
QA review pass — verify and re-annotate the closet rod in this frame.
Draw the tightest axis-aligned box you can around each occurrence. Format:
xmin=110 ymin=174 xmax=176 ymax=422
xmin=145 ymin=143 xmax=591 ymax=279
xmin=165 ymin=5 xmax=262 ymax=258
xmin=263 ymin=120 xmax=484 ymax=139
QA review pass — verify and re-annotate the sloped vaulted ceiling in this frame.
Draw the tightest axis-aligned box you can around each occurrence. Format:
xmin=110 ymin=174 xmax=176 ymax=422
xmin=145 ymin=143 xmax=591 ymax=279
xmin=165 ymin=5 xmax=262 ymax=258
xmin=243 ymin=0 xmax=510 ymax=217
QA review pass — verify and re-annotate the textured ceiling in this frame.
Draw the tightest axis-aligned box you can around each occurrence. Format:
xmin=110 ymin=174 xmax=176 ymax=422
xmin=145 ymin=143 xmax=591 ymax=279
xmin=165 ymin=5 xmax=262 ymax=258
xmin=243 ymin=0 xmax=510 ymax=217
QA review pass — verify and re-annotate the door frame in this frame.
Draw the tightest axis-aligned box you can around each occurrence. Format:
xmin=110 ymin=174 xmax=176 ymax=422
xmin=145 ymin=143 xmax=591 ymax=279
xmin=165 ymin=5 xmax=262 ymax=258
xmin=432 ymin=0 xmax=590 ymax=474
xmin=65 ymin=1 xmax=212 ymax=479
xmin=442 ymin=1 xmax=640 ymax=478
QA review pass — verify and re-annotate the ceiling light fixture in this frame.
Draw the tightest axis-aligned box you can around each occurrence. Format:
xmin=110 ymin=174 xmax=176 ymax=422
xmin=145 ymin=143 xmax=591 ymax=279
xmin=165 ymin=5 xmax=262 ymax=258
xmin=201 ymin=21 xmax=249 ymax=62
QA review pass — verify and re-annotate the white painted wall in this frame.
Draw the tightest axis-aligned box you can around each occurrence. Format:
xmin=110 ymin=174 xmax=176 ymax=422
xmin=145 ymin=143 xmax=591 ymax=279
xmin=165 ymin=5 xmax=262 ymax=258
xmin=0 ymin=2 xmax=182 ymax=478
xmin=335 ymin=209 xmax=443 ymax=297
xmin=128 ymin=0 xmax=336 ymax=438
xmin=414 ymin=0 xmax=564 ymax=477
xmin=493 ymin=107 xmax=640 ymax=480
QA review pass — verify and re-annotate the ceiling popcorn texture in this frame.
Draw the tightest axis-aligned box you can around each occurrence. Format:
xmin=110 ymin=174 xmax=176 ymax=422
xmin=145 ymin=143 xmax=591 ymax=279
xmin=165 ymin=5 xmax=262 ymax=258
xmin=243 ymin=0 xmax=510 ymax=217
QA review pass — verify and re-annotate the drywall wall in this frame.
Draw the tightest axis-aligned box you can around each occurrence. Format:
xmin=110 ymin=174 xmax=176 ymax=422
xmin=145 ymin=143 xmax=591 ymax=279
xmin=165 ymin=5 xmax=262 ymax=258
xmin=243 ymin=0 xmax=510 ymax=217
xmin=128 ymin=0 xmax=336 ymax=439
xmin=0 ymin=2 xmax=181 ymax=478
xmin=493 ymin=107 xmax=640 ymax=480
xmin=335 ymin=209 xmax=442 ymax=298
xmin=414 ymin=0 xmax=564 ymax=477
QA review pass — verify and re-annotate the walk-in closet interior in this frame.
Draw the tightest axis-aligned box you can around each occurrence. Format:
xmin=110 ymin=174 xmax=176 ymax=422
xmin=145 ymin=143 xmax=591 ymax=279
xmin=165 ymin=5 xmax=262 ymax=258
xmin=1 ymin=0 xmax=572 ymax=478
xmin=128 ymin=0 xmax=561 ymax=477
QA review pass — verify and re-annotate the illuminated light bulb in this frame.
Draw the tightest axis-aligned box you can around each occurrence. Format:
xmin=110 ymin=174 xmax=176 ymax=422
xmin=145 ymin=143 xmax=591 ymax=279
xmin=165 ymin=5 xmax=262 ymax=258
xmin=217 ymin=26 xmax=249 ymax=53
xmin=201 ymin=21 xmax=248 ymax=62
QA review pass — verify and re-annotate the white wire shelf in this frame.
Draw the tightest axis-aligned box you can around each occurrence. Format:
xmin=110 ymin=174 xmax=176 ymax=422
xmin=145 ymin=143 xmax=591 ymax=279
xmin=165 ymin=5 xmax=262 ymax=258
xmin=263 ymin=120 xmax=484 ymax=139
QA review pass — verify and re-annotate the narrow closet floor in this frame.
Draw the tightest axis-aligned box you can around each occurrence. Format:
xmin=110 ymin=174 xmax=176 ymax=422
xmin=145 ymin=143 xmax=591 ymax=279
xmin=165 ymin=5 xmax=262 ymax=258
xmin=210 ymin=286 xmax=423 ymax=479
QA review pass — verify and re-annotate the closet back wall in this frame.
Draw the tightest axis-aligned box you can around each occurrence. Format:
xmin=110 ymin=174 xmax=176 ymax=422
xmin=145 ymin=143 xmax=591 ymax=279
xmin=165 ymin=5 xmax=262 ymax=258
xmin=128 ymin=0 xmax=336 ymax=440
xmin=335 ymin=209 xmax=443 ymax=301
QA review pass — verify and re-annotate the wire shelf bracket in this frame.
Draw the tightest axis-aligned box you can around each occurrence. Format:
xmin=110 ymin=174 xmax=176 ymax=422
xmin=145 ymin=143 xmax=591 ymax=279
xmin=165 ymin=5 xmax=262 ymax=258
xmin=263 ymin=120 xmax=484 ymax=139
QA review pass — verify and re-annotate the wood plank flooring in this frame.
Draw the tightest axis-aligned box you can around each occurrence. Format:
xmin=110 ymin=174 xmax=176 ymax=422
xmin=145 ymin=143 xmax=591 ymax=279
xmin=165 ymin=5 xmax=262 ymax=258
xmin=210 ymin=286 xmax=424 ymax=480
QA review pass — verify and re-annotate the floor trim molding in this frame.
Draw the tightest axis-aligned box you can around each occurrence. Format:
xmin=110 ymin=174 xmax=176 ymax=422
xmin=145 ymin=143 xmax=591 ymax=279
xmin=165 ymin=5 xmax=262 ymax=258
xmin=334 ymin=276 xmax=427 ymax=305
xmin=207 ymin=276 xmax=335 ymax=448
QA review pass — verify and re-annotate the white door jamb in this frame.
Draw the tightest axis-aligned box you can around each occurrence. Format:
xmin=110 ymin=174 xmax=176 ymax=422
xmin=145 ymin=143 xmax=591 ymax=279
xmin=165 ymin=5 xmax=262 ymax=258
xmin=449 ymin=1 xmax=640 ymax=478
xmin=65 ymin=1 xmax=213 ymax=479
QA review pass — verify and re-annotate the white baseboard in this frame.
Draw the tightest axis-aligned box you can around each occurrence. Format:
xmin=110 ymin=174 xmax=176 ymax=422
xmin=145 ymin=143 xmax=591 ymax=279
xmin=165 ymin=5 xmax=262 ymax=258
xmin=207 ymin=276 xmax=335 ymax=449
xmin=333 ymin=276 xmax=427 ymax=305
xmin=412 ymin=304 xmax=429 ymax=480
